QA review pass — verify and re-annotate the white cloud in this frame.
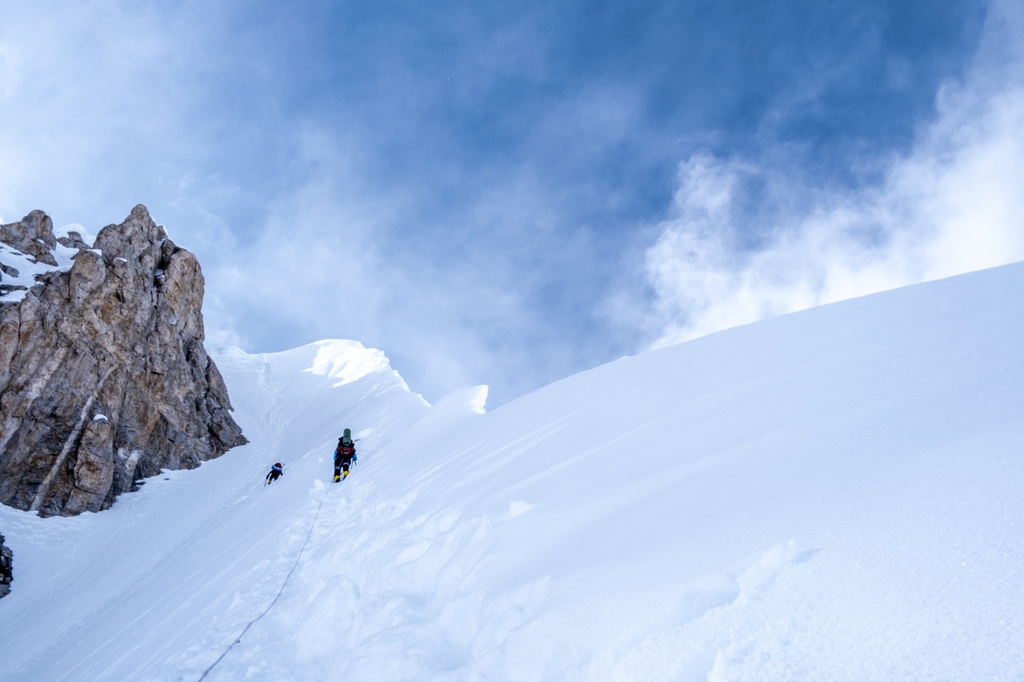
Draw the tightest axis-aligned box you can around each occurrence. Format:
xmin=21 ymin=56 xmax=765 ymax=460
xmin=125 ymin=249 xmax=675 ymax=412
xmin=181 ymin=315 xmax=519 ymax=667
xmin=643 ymin=0 xmax=1024 ymax=349
xmin=196 ymin=127 xmax=510 ymax=400
xmin=0 ymin=2 xmax=252 ymax=228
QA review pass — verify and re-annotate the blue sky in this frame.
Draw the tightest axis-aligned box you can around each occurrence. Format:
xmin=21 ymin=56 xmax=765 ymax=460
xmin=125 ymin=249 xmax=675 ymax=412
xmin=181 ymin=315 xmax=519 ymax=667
xmin=2 ymin=0 xmax=1022 ymax=407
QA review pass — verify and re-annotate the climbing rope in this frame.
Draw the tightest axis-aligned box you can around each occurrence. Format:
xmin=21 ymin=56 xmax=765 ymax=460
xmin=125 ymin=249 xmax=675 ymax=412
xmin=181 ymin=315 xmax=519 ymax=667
xmin=197 ymin=483 xmax=333 ymax=681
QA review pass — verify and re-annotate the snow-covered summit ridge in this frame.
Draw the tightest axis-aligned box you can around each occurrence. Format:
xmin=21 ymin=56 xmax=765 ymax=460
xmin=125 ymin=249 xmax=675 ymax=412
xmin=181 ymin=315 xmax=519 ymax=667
xmin=214 ymin=338 xmax=426 ymax=402
xmin=306 ymin=339 xmax=401 ymax=387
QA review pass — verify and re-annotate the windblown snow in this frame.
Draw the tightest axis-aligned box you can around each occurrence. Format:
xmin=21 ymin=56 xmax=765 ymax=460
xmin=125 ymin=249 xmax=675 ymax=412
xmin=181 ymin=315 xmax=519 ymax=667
xmin=1 ymin=263 xmax=1022 ymax=681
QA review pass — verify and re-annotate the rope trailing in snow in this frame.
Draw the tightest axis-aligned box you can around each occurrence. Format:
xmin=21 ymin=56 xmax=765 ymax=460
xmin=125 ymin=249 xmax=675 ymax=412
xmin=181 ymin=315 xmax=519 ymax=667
xmin=197 ymin=484 xmax=334 ymax=681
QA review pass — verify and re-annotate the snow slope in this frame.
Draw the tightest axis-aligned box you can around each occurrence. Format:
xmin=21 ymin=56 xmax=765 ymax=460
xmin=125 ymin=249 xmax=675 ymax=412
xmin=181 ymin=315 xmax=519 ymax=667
xmin=1 ymin=264 xmax=1023 ymax=681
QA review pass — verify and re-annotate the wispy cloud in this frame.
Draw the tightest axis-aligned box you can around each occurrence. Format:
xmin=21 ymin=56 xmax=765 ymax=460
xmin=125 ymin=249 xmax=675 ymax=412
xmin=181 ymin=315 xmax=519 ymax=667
xmin=199 ymin=117 xmax=598 ymax=405
xmin=641 ymin=0 xmax=1024 ymax=349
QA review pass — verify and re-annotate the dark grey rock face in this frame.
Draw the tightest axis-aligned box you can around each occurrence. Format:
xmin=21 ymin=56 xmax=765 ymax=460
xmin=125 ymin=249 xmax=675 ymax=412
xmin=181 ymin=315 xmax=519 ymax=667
xmin=0 ymin=205 xmax=246 ymax=517
xmin=0 ymin=532 xmax=11 ymax=598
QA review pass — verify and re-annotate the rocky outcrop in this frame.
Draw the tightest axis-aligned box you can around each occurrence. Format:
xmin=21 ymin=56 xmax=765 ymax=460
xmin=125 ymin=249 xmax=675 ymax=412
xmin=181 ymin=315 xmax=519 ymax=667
xmin=0 ymin=210 xmax=57 ymax=266
xmin=0 ymin=532 xmax=11 ymax=598
xmin=0 ymin=205 xmax=246 ymax=516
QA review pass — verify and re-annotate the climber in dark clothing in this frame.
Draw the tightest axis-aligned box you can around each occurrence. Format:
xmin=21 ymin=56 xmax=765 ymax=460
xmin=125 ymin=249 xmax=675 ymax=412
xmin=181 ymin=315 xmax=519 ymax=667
xmin=333 ymin=429 xmax=357 ymax=482
xmin=265 ymin=462 xmax=283 ymax=485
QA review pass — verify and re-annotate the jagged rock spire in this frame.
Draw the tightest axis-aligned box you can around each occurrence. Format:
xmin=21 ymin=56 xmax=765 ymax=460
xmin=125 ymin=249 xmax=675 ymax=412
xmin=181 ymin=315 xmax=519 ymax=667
xmin=0 ymin=205 xmax=246 ymax=516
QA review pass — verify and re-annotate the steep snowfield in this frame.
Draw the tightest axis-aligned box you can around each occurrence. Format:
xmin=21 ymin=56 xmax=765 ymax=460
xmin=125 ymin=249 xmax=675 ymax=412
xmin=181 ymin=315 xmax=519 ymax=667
xmin=1 ymin=264 xmax=1023 ymax=681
